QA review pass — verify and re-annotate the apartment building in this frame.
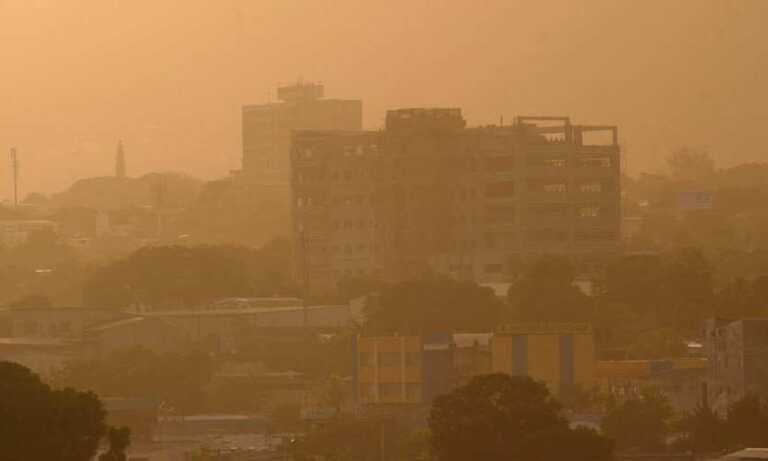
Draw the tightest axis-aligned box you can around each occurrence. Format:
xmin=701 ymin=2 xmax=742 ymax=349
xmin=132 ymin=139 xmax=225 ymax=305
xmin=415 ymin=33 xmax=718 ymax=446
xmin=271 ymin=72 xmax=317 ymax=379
xmin=291 ymin=108 xmax=620 ymax=291
xmin=242 ymin=82 xmax=362 ymax=184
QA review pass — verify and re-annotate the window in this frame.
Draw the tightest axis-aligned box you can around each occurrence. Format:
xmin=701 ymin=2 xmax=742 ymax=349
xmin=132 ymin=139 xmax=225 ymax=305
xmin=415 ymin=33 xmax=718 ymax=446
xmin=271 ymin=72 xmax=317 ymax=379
xmin=405 ymin=352 xmax=421 ymax=367
xmin=579 ymin=182 xmax=602 ymax=193
xmin=485 ymin=156 xmax=515 ymax=172
xmin=528 ymin=155 xmax=567 ymax=168
xmin=486 ymin=205 xmax=515 ymax=224
xmin=543 ymin=183 xmax=567 ymax=193
xmin=575 ymin=229 xmax=616 ymax=241
xmin=577 ymin=156 xmax=611 ymax=167
xmin=359 ymin=352 xmax=373 ymax=367
xmin=527 ymin=228 xmax=568 ymax=242
xmin=485 ymin=264 xmax=503 ymax=274
xmin=406 ymin=384 xmax=422 ymax=402
xmin=378 ymin=352 xmax=400 ymax=367
xmin=379 ymin=383 xmax=401 ymax=400
xmin=485 ymin=181 xmax=515 ymax=198
xmin=359 ymin=384 xmax=376 ymax=401
xmin=529 ymin=204 xmax=569 ymax=218
xmin=578 ymin=206 xmax=600 ymax=218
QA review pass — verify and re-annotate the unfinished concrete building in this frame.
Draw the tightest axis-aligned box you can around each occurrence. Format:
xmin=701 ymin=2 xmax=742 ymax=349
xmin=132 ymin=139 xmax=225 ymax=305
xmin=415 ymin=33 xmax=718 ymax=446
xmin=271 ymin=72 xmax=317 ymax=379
xmin=291 ymin=108 xmax=620 ymax=292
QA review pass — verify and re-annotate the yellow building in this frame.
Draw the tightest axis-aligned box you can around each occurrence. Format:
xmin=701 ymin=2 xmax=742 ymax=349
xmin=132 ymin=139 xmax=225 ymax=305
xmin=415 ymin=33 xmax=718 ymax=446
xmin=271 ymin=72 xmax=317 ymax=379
xmin=492 ymin=323 xmax=595 ymax=395
xmin=356 ymin=336 xmax=423 ymax=405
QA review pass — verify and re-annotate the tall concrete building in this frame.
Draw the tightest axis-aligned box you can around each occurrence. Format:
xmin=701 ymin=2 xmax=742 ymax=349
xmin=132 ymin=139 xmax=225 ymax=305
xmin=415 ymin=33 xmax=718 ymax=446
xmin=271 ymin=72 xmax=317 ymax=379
xmin=291 ymin=108 xmax=620 ymax=292
xmin=241 ymin=82 xmax=362 ymax=184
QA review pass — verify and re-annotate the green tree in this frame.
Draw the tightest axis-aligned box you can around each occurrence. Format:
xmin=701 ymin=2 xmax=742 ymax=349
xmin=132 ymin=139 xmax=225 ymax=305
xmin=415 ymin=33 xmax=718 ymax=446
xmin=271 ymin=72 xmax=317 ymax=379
xmin=602 ymin=388 xmax=673 ymax=452
xmin=0 ymin=361 xmax=106 ymax=461
xmin=429 ymin=374 xmax=612 ymax=461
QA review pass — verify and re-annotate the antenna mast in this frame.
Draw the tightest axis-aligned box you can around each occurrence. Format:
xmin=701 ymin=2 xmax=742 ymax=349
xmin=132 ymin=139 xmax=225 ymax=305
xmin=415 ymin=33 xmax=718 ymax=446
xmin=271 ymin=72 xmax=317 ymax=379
xmin=9 ymin=148 xmax=18 ymax=208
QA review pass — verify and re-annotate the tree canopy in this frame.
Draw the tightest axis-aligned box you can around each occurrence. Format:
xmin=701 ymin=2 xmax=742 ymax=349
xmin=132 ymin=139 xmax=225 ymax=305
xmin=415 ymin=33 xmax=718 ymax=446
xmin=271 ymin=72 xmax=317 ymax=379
xmin=602 ymin=389 xmax=673 ymax=452
xmin=429 ymin=374 xmax=612 ymax=461
xmin=82 ymin=240 xmax=296 ymax=309
xmin=364 ymin=276 xmax=504 ymax=334
xmin=0 ymin=361 xmax=106 ymax=461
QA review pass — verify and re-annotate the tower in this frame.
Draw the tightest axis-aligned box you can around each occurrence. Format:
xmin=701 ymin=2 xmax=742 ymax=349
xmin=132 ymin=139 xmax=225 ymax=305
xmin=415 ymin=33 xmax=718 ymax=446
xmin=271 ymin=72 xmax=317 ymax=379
xmin=115 ymin=140 xmax=126 ymax=179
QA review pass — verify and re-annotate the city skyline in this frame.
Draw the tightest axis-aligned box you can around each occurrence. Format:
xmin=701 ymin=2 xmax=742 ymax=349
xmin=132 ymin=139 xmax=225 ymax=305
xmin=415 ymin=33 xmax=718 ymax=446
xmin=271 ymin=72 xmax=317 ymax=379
xmin=1 ymin=0 xmax=767 ymax=201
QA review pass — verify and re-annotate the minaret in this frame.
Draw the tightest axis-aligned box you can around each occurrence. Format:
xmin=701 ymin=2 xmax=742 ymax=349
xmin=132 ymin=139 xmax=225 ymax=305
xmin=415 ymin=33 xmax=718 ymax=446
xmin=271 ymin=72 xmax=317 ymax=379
xmin=115 ymin=140 xmax=126 ymax=179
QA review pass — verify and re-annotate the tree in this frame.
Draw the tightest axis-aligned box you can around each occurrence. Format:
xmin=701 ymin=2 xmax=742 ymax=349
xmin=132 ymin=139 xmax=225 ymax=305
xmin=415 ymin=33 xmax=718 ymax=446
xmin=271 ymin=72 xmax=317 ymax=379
xmin=602 ymin=388 xmax=673 ymax=452
xmin=53 ymin=348 xmax=215 ymax=414
xmin=99 ymin=427 xmax=131 ymax=461
xmin=508 ymin=257 xmax=593 ymax=322
xmin=725 ymin=394 xmax=768 ymax=448
xmin=429 ymin=374 xmax=612 ymax=461
xmin=82 ymin=242 xmax=296 ymax=309
xmin=677 ymin=404 xmax=727 ymax=454
xmin=0 ymin=361 xmax=106 ymax=461
xmin=365 ymin=276 xmax=503 ymax=334
xmin=292 ymin=417 xmax=381 ymax=461
xmin=666 ymin=147 xmax=715 ymax=182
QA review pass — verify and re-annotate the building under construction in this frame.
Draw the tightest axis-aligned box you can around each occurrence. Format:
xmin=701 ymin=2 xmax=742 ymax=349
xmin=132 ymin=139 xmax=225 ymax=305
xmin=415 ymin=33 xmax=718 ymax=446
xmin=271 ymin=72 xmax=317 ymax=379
xmin=291 ymin=108 xmax=620 ymax=291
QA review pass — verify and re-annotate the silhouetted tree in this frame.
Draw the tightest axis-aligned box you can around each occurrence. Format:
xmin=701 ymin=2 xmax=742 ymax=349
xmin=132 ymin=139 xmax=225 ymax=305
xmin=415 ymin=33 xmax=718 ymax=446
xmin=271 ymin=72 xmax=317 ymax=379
xmin=82 ymin=241 xmax=296 ymax=309
xmin=667 ymin=147 xmax=715 ymax=182
xmin=725 ymin=394 xmax=768 ymax=448
xmin=508 ymin=257 xmax=593 ymax=322
xmin=98 ymin=427 xmax=131 ymax=461
xmin=602 ymin=389 xmax=673 ymax=452
xmin=365 ymin=276 xmax=503 ymax=334
xmin=0 ymin=361 xmax=106 ymax=461
xmin=429 ymin=374 xmax=612 ymax=461
xmin=677 ymin=404 xmax=727 ymax=454
xmin=54 ymin=348 xmax=215 ymax=414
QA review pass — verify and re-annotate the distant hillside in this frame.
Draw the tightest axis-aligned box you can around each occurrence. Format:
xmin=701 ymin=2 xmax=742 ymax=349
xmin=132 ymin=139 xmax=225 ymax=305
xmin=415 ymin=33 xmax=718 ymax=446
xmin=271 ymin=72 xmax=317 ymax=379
xmin=50 ymin=172 xmax=202 ymax=211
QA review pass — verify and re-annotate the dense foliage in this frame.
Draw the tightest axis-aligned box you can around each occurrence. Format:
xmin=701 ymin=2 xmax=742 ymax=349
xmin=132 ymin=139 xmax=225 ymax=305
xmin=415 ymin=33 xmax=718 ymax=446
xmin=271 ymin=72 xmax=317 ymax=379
xmin=82 ymin=240 xmax=296 ymax=309
xmin=364 ymin=276 xmax=504 ymax=334
xmin=0 ymin=361 xmax=106 ymax=461
xmin=429 ymin=374 xmax=613 ymax=461
xmin=602 ymin=389 xmax=674 ymax=452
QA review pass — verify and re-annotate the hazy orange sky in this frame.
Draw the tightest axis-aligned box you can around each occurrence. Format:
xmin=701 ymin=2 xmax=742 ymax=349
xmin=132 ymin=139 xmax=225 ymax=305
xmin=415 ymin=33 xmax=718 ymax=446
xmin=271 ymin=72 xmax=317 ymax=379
xmin=1 ymin=0 xmax=767 ymax=201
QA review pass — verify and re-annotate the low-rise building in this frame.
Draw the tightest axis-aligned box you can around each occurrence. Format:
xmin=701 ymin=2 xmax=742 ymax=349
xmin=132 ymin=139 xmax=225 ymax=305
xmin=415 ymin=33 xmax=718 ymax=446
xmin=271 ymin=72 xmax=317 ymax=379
xmin=356 ymin=335 xmax=424 ymax=405
xmin=491 ymin=323 xmax=595 ymax=396
xmin=596 ymin=358 xmax=707 ymax=412
xmin=0 ymin=219 xmax=59 ymax=248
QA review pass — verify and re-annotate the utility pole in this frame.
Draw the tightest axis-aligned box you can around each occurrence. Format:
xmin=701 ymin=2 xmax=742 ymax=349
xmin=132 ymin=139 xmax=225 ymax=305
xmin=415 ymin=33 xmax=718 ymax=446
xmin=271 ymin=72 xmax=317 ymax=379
xmin=9 ymin=148 xmax=19 ymax=208
xmin=299 ymin=222 xmax=310 ymax=328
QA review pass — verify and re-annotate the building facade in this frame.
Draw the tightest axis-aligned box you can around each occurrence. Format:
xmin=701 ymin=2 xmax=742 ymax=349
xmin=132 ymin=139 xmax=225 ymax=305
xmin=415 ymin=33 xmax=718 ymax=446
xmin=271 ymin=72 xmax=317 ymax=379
xmin=292 ymin=108 xmax=620 ymax=291
xmin=356 ymin=335 xmax=424 ymax=405
xmin=491 ymin=323 xmax=595 ymax=396
xmin=705 ymin=318 xmax=768 ymax=412
xmin=242 ymin=82 xmax=362 ymax=184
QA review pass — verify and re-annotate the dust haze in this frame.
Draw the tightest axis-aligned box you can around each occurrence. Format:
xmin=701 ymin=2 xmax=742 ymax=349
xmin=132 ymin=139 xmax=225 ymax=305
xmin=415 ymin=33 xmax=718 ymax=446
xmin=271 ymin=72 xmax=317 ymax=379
xmin=1 ymin=0 xmax=766 ymax=198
